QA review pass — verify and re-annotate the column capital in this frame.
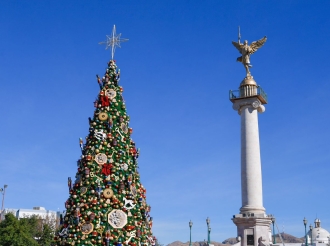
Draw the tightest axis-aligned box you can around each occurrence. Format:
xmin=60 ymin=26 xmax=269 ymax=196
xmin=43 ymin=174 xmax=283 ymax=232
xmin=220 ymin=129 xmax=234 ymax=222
xmin=232 ymin=97 xmax=265 ymax=115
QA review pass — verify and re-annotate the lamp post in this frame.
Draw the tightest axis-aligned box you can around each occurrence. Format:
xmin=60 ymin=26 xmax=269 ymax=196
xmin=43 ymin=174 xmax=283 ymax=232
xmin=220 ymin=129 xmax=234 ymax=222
xmin=206 ymin=217 xmax=210 ymax=245
xmin=0 ymin=184 xmax=8 ymax=221
xmin=189 ymin=220 xmax=193 ymax=246
xmin=271 ymin=216 xmax=276 ymax=244
xmin=303 ymin=218 xmax=308 ymax=246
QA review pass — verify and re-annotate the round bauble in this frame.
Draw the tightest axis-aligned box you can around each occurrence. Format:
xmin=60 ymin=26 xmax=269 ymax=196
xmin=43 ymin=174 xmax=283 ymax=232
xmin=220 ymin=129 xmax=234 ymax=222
xmin=98 ymin=112 xmax=108 ymax=121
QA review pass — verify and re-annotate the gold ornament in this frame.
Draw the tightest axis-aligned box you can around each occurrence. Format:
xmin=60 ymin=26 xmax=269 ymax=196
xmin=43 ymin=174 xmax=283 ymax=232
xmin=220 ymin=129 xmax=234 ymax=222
xmin=80 ymin=187 xmax=87 ymax=195
xmin=103 ymin=188 xmax=114 ymax=198
xmin=81 ymin=223 xmax=94 ymax=235
xmin=98 ymin=112 xmax=108 ymax=121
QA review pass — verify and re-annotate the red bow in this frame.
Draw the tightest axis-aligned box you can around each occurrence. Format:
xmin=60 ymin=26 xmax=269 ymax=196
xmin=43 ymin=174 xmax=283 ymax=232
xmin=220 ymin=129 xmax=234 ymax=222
xmin=100 ymin=96 xmax=110 ymax=107
xmin=102 ymin=163 xmax=112 ymax=176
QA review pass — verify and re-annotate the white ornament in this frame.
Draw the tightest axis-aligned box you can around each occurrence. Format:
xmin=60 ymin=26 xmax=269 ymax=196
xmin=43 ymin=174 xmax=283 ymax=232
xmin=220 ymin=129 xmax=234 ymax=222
xmin=94 ymin=129 xmax=106 ymax=141
xmin=121 ymin=163 xmax=128 ymax=171
xmin=59 ymin=227 xmax=68 ymax=237
xmin=105 ymin=89 xmax=117 ymax=100
xmin=95 ymin=153 xmax=107 ymax=165
xmin=115 ymin=127 xmax=125 ymax=141
xmin=123 ymin=197 xmax=136 ymax=210
xmin=125 ymin=230 xmax=136 ymax=244
xmin=108 ymin=209 xmax=127 ymax=228
xmin=148 ymin=236 xmax=155 ymax=245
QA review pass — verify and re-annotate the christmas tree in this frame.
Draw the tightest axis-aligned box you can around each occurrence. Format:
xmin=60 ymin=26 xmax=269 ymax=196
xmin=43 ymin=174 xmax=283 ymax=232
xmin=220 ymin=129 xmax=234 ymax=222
xmin=55 ymin=27 xmax=155 ymax=246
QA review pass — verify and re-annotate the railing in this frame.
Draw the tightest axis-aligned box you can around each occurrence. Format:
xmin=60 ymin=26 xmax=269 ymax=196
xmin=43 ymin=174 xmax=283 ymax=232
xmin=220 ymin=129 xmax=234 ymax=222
xmin=229 ymin=86 xmax=268 ymax=104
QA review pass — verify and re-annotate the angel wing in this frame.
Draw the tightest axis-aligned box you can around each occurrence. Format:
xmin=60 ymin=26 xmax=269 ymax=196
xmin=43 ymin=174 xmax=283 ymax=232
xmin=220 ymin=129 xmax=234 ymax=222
xmin=250 ymin=36 xmax=267 ymax=54
xmin=232 ymin=41 xmax=244 ymax=54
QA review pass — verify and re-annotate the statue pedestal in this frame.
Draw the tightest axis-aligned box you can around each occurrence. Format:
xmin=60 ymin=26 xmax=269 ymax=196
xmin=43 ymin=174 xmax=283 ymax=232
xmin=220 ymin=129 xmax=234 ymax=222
xmin=232 ymin=214 xmax=272 ymax=246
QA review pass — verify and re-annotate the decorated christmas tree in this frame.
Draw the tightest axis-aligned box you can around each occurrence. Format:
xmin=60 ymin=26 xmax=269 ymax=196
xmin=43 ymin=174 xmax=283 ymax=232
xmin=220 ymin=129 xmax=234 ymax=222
xmin=55 ymin=26 xmax=155 ymax=246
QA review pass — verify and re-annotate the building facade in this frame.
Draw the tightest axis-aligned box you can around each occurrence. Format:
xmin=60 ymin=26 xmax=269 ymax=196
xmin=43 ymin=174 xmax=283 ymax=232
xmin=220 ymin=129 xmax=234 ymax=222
xmin=0 ymin=206 xmax=60 ymax=227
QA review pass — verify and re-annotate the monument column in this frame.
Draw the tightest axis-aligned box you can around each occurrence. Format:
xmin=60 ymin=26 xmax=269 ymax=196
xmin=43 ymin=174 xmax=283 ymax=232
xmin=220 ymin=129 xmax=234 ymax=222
xmin=230 ymin=31 xmax=272 ymax=246
xmin=234 ymin=81 xmax=265 ymax=214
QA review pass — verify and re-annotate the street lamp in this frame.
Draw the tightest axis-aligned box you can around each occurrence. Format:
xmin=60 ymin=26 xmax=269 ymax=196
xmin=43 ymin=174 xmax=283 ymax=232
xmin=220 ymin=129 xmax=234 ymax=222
xmin=189 ymin=220 xmax=193 ymax=246
xmin=271 ymin=216 xmax=276 ymax=244
xmin=0 ymin=184 xmax=8 ymax=221
xmin=208 ymin=227 xmax=211 ymax=245
xmin=303 ymin=218 xmax=308 ymax=246
xmin=206 ymin=217 xmax=211 ymax=245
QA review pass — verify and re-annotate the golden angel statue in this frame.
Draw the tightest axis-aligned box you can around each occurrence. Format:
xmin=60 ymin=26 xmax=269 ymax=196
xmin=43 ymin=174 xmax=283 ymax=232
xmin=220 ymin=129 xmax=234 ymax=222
xmin=232 ymin=30 xmax=267 ymax=77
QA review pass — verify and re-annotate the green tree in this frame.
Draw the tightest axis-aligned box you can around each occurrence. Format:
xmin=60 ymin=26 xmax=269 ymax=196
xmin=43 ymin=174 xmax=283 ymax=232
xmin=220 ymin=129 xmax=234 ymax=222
xmin=55 ymin=59 xmax=155 ymax=246
xmin=38 ymin=223 xmax=56 ymax=246
xmin=34 ymin=214 xmax=57 ymax=246
xmin=0 ymin=213 xmax=39 ymax=246
xmin=0 ymin=213 xmax=56 ymax=246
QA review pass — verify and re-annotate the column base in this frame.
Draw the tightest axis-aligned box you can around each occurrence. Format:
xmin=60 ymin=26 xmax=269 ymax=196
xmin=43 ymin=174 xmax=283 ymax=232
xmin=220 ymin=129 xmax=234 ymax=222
xmin=232 ymin=214 xmax=272 ymax=246
xmin=240 ymin=205 xmax=266 ymax=214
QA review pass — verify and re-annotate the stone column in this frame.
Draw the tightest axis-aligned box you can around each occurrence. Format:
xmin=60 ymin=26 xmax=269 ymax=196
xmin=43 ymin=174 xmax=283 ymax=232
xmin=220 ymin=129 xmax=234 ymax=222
xmin=233 ymin=98 xmax=265 ymax=214
xmin=232 ymin=97 xmax=272 ymax=246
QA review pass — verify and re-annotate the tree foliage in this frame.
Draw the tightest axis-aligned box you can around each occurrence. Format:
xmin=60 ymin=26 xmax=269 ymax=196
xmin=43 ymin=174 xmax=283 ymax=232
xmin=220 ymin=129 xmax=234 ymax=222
xmin=0 ymin=213 xmax=56 ymax=246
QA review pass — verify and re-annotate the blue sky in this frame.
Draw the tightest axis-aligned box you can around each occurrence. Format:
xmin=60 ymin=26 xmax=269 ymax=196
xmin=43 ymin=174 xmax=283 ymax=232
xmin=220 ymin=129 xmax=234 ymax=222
xmin=1 ymin=0 xmax=330 ymax=244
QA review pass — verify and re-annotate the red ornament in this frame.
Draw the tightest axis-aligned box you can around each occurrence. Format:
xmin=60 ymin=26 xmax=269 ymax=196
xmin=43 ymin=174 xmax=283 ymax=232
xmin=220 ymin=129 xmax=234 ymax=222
xmin=126 ymin=225 xmax=135 ymax=231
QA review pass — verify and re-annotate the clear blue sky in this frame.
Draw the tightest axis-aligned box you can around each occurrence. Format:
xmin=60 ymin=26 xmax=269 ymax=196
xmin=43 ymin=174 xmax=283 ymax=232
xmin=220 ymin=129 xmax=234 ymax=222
xmin=1 ymin=0 xmax=330 ymax=244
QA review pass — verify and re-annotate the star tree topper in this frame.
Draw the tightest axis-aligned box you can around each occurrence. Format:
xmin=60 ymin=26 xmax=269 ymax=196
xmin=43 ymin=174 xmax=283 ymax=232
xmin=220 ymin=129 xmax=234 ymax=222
xmin=99 ymin=25 xmax=129 ymax=59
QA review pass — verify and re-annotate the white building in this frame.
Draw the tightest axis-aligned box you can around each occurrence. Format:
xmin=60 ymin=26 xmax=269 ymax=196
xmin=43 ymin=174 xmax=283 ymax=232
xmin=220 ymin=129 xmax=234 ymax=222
xmin=307 ymin=219 xmax=330 ymax=246
xmin=1 ymin=207 xmax=60 ymax=226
